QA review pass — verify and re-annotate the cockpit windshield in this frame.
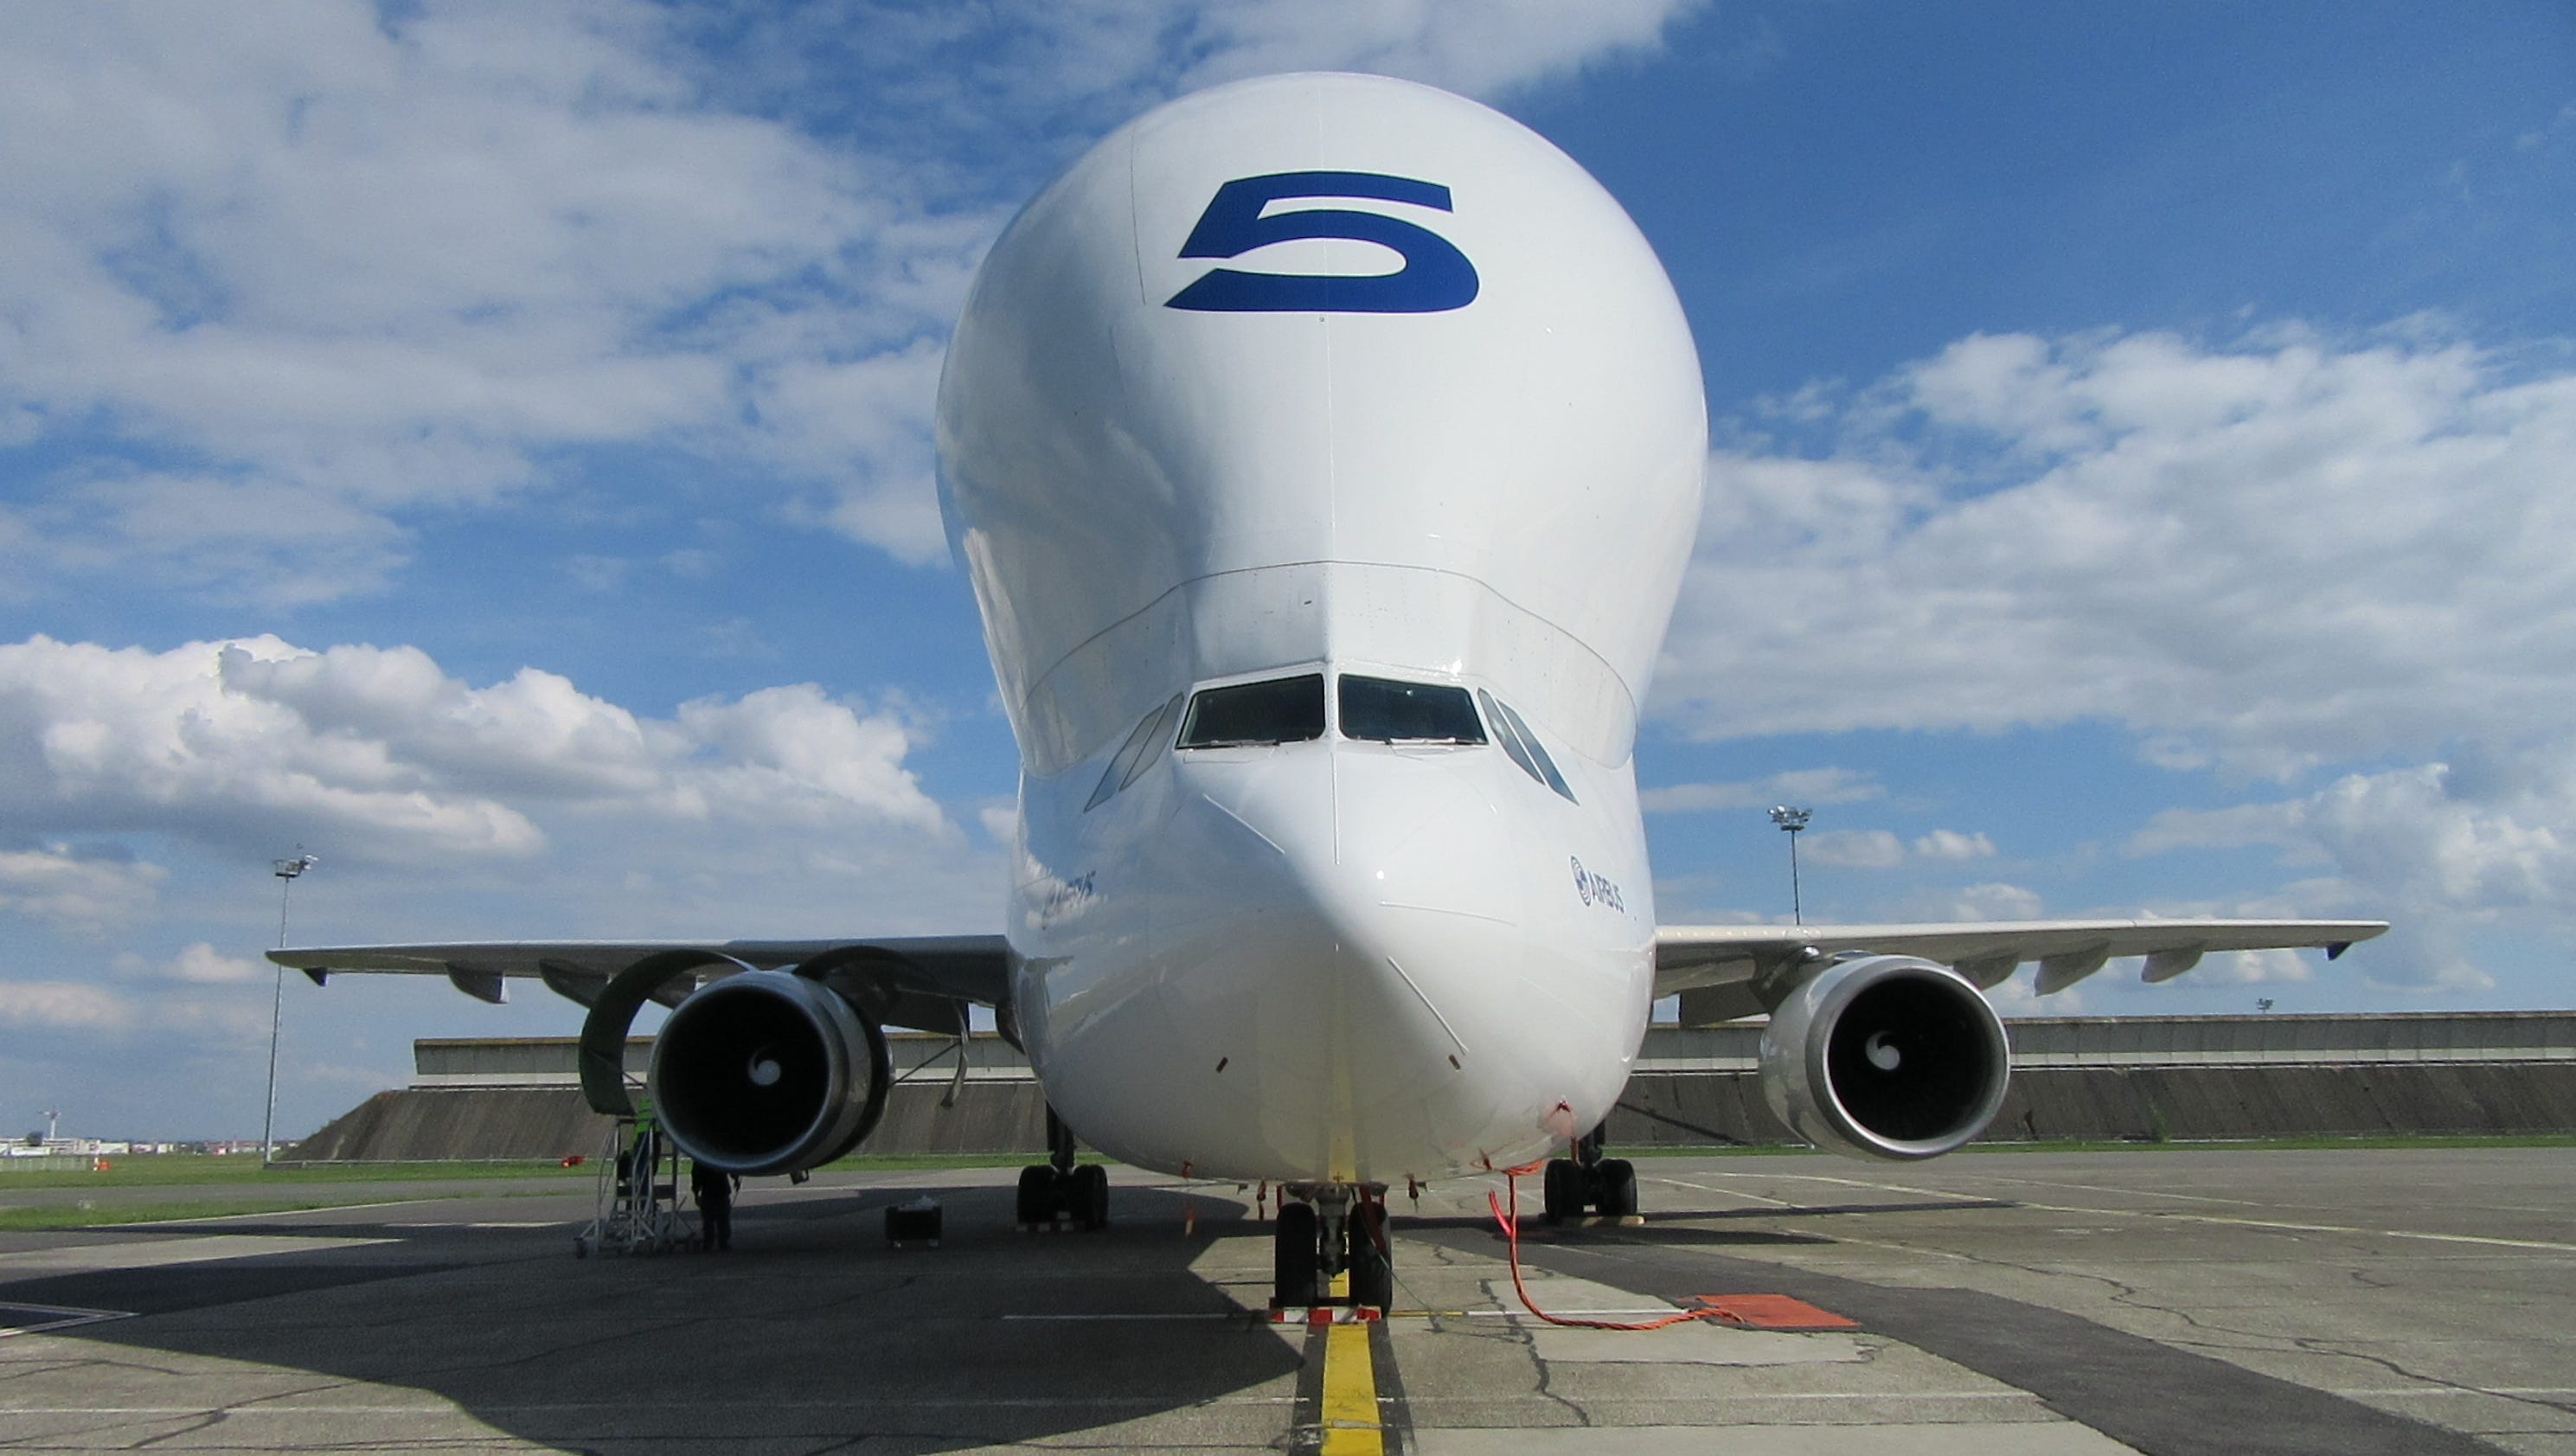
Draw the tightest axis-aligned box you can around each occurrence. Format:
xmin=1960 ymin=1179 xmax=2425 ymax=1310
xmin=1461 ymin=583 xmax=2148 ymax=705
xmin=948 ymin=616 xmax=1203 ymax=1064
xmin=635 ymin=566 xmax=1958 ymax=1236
xmin=1338 ymin=675 xmax=1486 ymax=744
xmin=1176 ymin=674 xmax=1327 ymax=748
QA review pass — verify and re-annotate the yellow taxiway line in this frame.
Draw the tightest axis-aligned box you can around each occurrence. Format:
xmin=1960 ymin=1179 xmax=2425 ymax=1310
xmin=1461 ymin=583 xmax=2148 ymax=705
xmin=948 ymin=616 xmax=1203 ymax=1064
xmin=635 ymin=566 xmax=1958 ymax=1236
xmin=1317 ymin=1273 xmax=1384 ymax=1455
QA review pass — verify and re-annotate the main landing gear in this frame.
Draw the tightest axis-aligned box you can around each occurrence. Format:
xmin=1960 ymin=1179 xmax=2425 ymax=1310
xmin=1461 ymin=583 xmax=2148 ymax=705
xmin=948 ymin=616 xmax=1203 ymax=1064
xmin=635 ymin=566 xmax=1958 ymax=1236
xmin=1273 ymin=1184 xmax=1393 ymax=1311
xmin=1016 ymin=1106 xmax=1108 ymax=1229
xmin=1541 ymin=1122 xmax=1637 ymax=1224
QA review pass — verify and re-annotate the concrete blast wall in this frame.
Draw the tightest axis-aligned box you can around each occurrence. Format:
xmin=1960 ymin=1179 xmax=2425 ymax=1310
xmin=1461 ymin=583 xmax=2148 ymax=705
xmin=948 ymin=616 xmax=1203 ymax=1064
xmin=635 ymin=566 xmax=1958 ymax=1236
xmin=1607 ymin=1062 xmax=2576 ymax=1148
xmin=292 ymin=1087 xmax=618 ymax=1163
xmin=291 ymin=1060 xmax=2576 ymax=1163
xmin=289 ymin=1081 xmax=1057 ymax=1164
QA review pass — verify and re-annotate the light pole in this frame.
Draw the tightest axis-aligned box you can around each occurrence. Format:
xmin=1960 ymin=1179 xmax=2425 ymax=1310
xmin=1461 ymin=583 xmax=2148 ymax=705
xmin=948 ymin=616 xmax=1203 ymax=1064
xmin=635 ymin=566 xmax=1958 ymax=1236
xmin=263 ymin=850 xmax=317 ymax=1165
xmin=1769 ymin=805 xmax=1811 ymax=925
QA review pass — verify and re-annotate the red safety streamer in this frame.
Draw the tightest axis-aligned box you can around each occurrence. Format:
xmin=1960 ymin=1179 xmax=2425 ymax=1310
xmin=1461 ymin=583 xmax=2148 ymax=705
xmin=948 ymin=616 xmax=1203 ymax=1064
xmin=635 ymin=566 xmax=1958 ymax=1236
xmin=1484 ymin=1163 xmax=1712 ymax=1331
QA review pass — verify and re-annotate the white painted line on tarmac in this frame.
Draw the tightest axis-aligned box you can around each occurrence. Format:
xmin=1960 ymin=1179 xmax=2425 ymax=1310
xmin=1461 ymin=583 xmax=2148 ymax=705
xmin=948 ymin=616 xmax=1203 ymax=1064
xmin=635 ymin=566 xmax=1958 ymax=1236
xmin=104 ymin=1200 xmax=429 ymax=1225
xmin=1000 ymin=1312 xmax=1248 ymax=1321
xmin=1967 ymin=1176 xmax=2266 ymax=1209
xmin=0 ymin=1396 xmax=1308 ymax=1414
xmin=1455 ymin=1308 xmax=1687 ymax=1318
xmin=385 ymin=1221 xmax=568 ymax=1228
xmin=2329 ymin=1387 xmax=2576 ymax=1398
xmin=1397 ymin=1391 xmax=2037 ymax=1404
xmin=0 ymin=1234 xmax=398 ymax=1275
xmin=1647 ymin=1176 xmax=1795 ymax=1206
xmin=2003 ymin=1203 xmax=2576 ymax=1254
xmin=0 ymin=1302 xmax=133 ymax=1338
xmin=1705 ymin=1172 xmax=2002 ymax=1205
xmin=1656 ymin=1171 xmax=2576 ymax=1253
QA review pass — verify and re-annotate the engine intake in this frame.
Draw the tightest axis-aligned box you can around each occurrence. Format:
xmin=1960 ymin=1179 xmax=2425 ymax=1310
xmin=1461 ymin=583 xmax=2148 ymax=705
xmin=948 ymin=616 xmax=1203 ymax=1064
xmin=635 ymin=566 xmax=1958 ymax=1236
xmin=1759 ymin=954 xmax=2010 ymax=1160
xmin=648 ymin=970 xmax=891 ymax=1177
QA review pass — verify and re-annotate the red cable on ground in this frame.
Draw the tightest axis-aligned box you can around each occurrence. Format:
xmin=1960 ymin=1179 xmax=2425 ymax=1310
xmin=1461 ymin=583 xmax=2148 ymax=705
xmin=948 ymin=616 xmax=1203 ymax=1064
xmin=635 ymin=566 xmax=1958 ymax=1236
xmin=1484 ymin=1164 xmax=1713 ymax=1331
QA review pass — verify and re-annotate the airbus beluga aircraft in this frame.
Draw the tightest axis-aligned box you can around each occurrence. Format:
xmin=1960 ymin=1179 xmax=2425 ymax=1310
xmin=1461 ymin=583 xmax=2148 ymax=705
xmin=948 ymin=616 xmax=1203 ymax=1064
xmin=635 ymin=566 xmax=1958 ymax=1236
xmin=273 ymin=73 xmax=2384 ymax=1312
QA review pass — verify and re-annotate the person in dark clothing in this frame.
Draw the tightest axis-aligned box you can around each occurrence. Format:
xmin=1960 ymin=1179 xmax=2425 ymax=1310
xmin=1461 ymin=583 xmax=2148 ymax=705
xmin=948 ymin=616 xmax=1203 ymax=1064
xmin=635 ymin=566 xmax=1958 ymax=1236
xmin=689 ymin=1159 xmax=738 ymax=1251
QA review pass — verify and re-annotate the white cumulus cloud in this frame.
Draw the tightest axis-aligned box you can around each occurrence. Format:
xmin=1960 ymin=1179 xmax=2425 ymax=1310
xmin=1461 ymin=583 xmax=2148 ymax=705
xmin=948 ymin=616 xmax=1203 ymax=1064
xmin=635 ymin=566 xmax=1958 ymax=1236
xmin=0 ymin=980 xmax=138 ymax=1031
xmin=1912 ymin=830 xmax=1996 ymax=863
xmin=0 ymin=844 xmax=167 ymax=932
xmin=0 ymin=635 xmax=948 ymax=868
xmin=1640 ymin=766 xmax=1883 ymax=813
xmin=113 ymin=942 xmax=268 ymax=986
xmin=1801 ymin=829 xmax=1906 ymax=869
xmin=1663 ymin=324 xmax=2576 ymax=989
xmin=0 ymin=1 xmax=1709 ymax=599
xmin=1795 ymin=826 xmax=1996 ymax=869
xmin=1669 ymin=325 xmax=2576 ymax=769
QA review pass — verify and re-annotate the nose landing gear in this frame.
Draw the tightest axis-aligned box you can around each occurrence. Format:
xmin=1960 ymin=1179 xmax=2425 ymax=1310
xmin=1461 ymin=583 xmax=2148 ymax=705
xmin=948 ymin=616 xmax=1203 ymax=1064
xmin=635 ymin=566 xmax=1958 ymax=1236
xmin=1272 ymin=1184 xmax=1393 ymax=1312
xmin=1540 ymin=1122 xmax=1637 ymax=1224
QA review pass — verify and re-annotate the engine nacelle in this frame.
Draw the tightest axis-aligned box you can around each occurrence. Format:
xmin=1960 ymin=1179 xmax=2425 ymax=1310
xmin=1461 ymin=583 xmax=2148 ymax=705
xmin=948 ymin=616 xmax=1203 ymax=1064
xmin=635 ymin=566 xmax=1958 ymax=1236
xmin=1759 ymin=954 xmax=2011 ymax=1160
xmin=648 ymin=970 xmax=891 ymax=1177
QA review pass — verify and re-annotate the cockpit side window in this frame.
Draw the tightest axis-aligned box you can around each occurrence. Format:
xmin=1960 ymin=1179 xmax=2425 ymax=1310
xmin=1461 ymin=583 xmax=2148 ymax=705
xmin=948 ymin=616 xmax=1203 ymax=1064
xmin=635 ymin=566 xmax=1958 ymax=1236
xmin=1086 ymin=691 xmax=1183 ymax=811
xmin=1338 ymin=675 xmax=1486 ymax=744
xmin=1120 ymin=692 xmax=1185 ymax=790
xmin=1477 ymin=689 xmax=1575 ymax=802
xmin=1176 ymin=674 xmax=1327 ymax=748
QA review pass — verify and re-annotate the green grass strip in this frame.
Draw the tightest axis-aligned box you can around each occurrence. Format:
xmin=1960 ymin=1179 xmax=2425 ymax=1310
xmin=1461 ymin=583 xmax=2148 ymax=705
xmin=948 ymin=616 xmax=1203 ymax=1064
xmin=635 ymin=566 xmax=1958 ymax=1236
xmin=1614 ymin=1131 xmax=2576 ymax=1157
xmin=0 ymin=1157 xmax=593 ymax=1190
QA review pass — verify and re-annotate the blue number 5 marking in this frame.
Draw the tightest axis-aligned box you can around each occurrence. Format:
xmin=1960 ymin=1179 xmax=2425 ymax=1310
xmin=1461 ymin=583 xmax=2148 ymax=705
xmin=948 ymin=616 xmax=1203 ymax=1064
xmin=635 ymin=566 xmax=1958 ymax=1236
xmin=1163 ymin=170 xmax=1479 ymax=314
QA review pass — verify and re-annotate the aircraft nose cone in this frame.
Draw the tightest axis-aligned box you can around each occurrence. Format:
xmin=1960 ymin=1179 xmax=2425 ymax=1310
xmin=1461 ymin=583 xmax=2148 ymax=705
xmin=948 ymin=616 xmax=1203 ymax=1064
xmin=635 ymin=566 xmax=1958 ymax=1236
xmin=1152 ymin=741 xmax=1531 ymax=1180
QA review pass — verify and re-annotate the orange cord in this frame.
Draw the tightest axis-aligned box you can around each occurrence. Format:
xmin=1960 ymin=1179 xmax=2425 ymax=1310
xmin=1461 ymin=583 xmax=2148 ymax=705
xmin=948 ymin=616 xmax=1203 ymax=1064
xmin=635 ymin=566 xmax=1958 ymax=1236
xmin=1484 ymin=1163 xmax=1712 ymax=1331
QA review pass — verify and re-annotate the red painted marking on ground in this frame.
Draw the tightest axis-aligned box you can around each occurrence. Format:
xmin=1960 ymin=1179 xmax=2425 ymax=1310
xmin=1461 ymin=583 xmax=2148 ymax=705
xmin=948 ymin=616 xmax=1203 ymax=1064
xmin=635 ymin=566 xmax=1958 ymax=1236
xmin=1688 ymin=1294 xmax=1859 ymax=1330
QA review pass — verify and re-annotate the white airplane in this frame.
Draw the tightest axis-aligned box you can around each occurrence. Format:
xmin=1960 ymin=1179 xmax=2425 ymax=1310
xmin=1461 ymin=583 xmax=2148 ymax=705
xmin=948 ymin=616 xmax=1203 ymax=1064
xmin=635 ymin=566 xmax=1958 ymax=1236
xmin=272 ymin=72 xmax=2384 ymax=1311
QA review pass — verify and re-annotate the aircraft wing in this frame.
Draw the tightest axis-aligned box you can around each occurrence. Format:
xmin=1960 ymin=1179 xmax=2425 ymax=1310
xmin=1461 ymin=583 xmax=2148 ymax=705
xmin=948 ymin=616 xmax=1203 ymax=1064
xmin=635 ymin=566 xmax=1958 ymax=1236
xmin=1652 ymin=918 xmax=2390 ymax=1023
xmin=267 ymin=934 xmax=1012 ymax=1034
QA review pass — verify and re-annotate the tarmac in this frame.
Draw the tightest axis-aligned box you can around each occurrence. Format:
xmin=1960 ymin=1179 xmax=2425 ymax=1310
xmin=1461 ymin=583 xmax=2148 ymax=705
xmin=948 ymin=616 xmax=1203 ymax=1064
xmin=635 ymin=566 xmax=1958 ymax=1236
xmin=1 ymin=1146 xmax=2570 ymax=1454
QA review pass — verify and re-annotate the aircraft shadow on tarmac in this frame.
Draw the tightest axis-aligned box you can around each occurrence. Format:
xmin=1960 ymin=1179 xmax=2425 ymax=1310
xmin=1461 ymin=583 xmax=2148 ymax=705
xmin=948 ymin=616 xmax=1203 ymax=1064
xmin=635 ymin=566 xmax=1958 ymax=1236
xmin=13 ymin=1183 xmax=1306 ymax=1453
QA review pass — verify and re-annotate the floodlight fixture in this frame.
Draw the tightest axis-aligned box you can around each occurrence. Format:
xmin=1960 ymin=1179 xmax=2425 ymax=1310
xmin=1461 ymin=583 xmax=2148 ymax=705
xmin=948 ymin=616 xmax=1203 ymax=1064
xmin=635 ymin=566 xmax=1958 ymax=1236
xmin=263 ymin=847 xmax=318 ymax=1165
xmin=1768 ymin=805 xmax=1812 ymax=924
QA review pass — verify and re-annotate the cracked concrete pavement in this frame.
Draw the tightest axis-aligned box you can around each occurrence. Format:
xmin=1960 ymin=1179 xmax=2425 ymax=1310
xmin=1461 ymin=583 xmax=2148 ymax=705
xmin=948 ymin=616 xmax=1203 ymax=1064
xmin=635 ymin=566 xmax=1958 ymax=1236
xmin=0 ymin=1147 xmax=2566 ymax=1453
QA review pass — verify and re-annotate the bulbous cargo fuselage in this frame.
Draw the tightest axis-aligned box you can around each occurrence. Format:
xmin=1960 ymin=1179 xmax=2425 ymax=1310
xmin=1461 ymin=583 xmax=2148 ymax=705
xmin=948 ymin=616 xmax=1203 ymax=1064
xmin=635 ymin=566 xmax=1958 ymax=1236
xmin=936 ymin=73 xmax=1705 ymax=1184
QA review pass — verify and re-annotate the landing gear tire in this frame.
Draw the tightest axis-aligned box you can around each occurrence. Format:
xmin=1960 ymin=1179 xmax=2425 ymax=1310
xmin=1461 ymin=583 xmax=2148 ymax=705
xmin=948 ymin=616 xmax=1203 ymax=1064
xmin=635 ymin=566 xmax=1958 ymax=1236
xmin=1541 ymin=1158 xmax=1582 ymax=1223
xmin=1016 ymin=1162 xmax=1110 ymax=1228
xmin=1015 ymin=1164 xmax=1056 ymax=1225
xmin=1596 ymin=1158 xmax=1638 ymax=1219
xmin=1071 ymin=1163 xmax=1109 ymax=1230
xmin=1541 ymin=1150 xmax=1638 ymax=1222
xmin=1348 ymin=1201 xmax=1393 ymax=1311
xmin=1274 ymin=1202 xmax=1319 ymax=1307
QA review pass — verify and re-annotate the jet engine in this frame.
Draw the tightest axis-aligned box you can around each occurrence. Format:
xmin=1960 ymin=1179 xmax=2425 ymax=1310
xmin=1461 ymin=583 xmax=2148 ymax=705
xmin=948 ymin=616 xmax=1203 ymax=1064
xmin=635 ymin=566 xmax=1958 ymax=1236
xmin=648 ymin=970 xmax=892 ymax=1177
xmin=1759 ymin=954 xmax=2010 ymax=1160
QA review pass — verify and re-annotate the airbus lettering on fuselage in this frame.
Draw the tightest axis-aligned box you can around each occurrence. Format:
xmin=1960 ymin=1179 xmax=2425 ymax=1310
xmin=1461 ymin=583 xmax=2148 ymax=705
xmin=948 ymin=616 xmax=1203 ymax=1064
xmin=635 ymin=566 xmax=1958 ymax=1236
xmin=1570 ymin=857 xmax=1626 ymax=914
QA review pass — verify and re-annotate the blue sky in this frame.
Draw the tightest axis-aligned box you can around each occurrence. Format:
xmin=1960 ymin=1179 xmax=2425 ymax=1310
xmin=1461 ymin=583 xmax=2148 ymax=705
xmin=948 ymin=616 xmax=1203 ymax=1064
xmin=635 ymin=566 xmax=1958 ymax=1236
xmin=3 ymin=1 xmax=2572 ymax=1139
